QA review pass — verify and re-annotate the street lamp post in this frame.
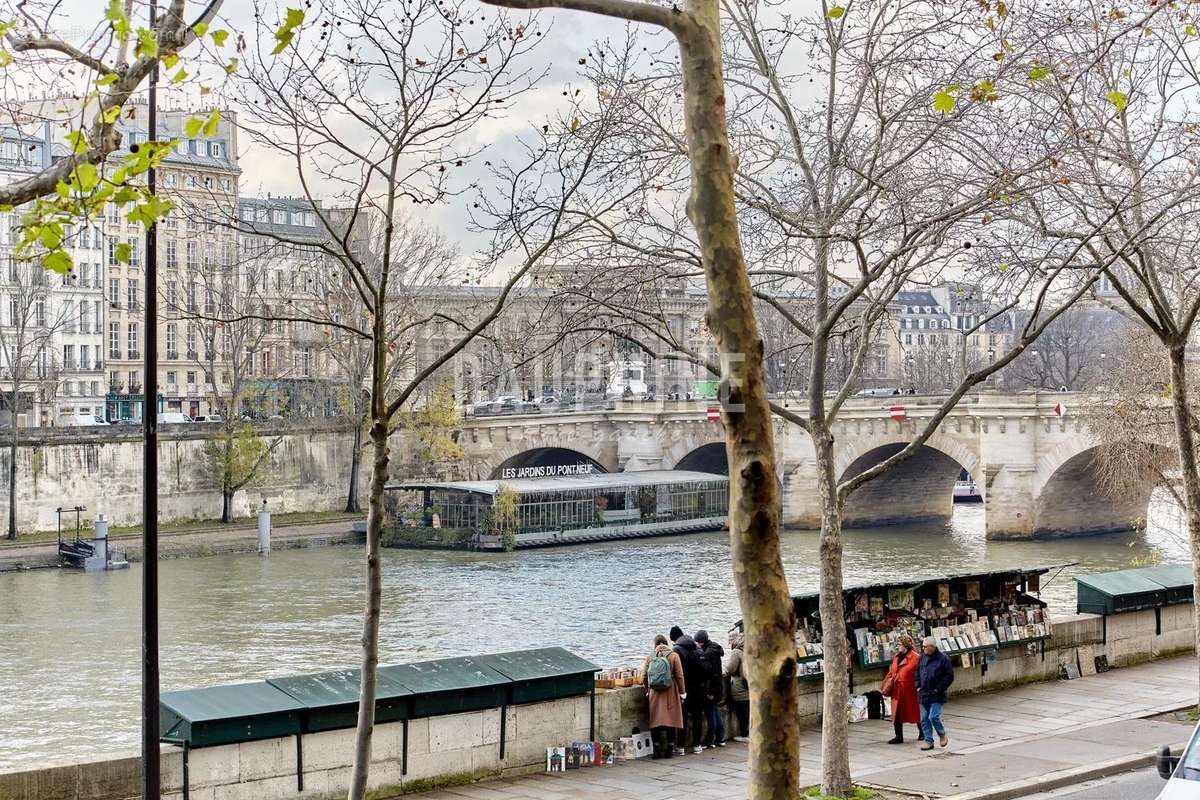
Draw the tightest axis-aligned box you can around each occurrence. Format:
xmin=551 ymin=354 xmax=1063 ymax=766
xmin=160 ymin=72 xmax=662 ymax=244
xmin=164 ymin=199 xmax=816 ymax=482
xmin=142 ymin=4 xmax=161 ymax=797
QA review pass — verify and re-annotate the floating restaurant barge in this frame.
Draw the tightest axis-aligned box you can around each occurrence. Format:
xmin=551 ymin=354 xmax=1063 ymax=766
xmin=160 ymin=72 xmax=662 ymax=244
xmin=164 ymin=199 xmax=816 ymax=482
xmin=385 ymin=470 xmax=729 ymax=550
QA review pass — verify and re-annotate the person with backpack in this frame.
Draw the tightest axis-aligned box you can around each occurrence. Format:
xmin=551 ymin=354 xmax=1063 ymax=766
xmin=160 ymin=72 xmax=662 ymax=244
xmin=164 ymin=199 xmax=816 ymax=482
xmin=694 ymin=630 xmax=726 ymax=748
xmin=643 ymin=634 xmax=685 ymax=759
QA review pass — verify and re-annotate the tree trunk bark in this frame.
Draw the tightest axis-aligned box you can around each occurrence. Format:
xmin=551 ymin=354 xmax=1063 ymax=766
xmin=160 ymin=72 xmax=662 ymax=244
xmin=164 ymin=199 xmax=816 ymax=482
xmin=673 ymin=3 xmax=798 ymax=796
xmin=1167 ymin=345 xmax=1200 ymax=706
xmin=814 ymin=427 xmax=852 ymax=796
xmin=346 ymin=412 xmax=363 ymax=514
xmin=221 ymin=488 xmax=233 ymax=524
xmin=8 ymin=416 xmax=17 ymax=539
xmin=347 ymin=417 xmax=388 ymax=800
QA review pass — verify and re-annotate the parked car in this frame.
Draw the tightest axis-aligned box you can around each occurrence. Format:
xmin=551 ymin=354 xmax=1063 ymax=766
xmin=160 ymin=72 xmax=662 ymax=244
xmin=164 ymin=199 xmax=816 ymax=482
xmin=157 ymin=412 xmax=193 ymax=424
xmin=58 ymin=413 xmax=108 ymax=427
xmin=1156 ymin=722 xmax=1200 ymax=798
xmin=194 ymin=415 xmax=224 ymax=423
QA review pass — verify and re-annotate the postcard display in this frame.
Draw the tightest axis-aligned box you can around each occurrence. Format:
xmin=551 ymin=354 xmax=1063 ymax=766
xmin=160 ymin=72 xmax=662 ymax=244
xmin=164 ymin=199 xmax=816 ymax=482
xmin=793 ymin=572 xmax=1050 ymax=682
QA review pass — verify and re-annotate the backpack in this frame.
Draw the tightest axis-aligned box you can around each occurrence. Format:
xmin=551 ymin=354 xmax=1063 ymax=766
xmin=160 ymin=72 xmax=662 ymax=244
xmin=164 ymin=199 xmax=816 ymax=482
xmin=647 ymin=653 xmax=673 ymax=691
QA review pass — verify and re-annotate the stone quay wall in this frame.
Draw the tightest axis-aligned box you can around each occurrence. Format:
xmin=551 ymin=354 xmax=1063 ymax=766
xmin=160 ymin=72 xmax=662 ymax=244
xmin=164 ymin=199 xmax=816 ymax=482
xmin=0 ymin=420 xmax=360 ymax=532
xmin=0 ymin=604 xmax=1190 ymax=800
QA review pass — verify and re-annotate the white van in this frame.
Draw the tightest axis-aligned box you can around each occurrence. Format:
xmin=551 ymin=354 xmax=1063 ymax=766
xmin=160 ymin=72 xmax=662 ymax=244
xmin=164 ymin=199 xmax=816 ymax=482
xmin=1155 ymin=723 xmax=1200 ymax=798
xmin=157 ymin=412 xmax=193 ymax=424
xmin=58 ymin=412 xmax=108 ymax=427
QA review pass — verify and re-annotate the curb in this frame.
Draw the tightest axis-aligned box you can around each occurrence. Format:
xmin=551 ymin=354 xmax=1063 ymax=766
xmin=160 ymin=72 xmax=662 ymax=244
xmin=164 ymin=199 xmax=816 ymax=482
xmin=939 ymin=740 xmax=1188 ymax=800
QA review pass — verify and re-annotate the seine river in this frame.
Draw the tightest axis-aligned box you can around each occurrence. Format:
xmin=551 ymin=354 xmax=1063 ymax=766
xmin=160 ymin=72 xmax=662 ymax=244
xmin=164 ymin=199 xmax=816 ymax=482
xmin=0 ymin=503 xmax=1188 ymax=769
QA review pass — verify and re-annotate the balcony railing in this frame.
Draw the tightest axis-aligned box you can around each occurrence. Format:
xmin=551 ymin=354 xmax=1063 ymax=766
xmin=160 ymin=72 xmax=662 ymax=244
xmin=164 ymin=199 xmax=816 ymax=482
xmin=166 ymin=350 xmax=178 ymax=360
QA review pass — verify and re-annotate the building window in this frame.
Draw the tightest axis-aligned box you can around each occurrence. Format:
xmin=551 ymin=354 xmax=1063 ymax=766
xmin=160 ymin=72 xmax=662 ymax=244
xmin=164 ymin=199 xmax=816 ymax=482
xmin=185 ymin=174 xmax=196 ymax=188
xmin=127 ymin=323 xmax=138 ymax=357
xmin=186 ymin=241 xmax=198 ymax=270
xmin=203 ymin=176 xmax=213 ymax=190
xmin=127 ymin=278 xmax=138 ymax=309
xmin=165 ymin=173 xmax=176 ymax=188
xmin=186 ymin=370 xmax=196 ymax=384
xmin=109 ymin=322 xmax=120 ymax=358
xmin=166 ymin=240 xmax=177 ymax=269
xmin=166 ymin=280 xmax=177 ymax=308
xmin=109 ymin=277 xmax=120 ymax=305
xmin=126 ymin=238 xmax=139 ymax=268
xmin=166 ymin=371 xmax=176 ymax=385
xmin=272 ymin=209 xmax=287 ymax=225
xmin=166 ymin=323 xmax=177 ymax=356
xmin=34 ymin=297 xmax=44 ymax=326
xmin=186 ymin=325 xmax=196 ymax=356
xmin=107 ymin=236 xmax=118 ymax=266
xmin=220 ymin=178 xmax=231 ymax=191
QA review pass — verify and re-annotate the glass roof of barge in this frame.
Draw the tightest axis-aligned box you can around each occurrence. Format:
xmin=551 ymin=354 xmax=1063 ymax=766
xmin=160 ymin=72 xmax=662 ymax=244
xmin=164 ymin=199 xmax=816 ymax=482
xmin=386 ymin=469 xmax=727 ymax=496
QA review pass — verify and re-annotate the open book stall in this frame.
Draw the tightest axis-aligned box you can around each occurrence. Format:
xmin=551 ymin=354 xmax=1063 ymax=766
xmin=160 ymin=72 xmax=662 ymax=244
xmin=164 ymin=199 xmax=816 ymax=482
xmin=736 ymin=565 xmax=1067 ymax=684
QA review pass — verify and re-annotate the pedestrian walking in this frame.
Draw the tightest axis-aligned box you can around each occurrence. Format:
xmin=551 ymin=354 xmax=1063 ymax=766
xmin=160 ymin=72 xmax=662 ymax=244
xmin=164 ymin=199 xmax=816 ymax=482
xmin=723 ymin=631 xmax=750 ymax=742
xmin=916 ymin=636 xmax=954 ymax=751
xmin=642 ymin=634 xmax=685 ymax=759
xmin=881 ymin=634 xmax=919 ymax=744
xmin=694 ymin=630 xmax=725 ymax=748
xmin=673 ymin=631 xmax=707 ymax=752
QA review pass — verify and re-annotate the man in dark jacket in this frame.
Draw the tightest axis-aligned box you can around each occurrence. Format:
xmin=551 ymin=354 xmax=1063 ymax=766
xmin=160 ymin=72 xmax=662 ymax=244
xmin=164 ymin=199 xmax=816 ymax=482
xmin=672 ymin=633 xmax=707 ymax=752
xmin=694 ymin=630 xmax=726 ymax=748
xmin=916 ymin=637 xmax=954 ymax=751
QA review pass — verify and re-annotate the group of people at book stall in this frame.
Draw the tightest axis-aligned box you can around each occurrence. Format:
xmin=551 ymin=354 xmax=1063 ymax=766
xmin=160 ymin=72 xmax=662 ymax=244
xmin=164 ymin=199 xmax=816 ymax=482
xmin=639 ymin=624 xmax=752 ymax=758
xmin=804 ymin=568 xmax=1052 ymax=749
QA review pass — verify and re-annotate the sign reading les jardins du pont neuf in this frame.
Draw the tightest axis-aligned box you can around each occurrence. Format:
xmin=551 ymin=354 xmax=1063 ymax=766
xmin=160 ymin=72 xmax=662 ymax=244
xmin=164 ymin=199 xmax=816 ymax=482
xmin=498 ymin=463 xmax=598 ymax=479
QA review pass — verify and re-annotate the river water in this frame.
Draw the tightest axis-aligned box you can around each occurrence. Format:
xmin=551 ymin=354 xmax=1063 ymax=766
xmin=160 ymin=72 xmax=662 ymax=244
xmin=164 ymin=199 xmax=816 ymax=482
xmin=0 ymin=503 xmax=1188 ymax=770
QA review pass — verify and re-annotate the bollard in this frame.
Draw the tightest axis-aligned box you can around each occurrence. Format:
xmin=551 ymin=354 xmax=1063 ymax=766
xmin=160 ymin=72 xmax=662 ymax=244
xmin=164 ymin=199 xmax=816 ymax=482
xmin=93 ymin=513 xmax=109 ymax=569
xmin=257 ymin=500 xmax=271 ymax=556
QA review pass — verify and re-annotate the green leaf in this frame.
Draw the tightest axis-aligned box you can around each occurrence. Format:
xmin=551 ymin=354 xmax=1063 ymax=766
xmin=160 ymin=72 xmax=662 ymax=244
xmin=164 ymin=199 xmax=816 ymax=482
xmin=135 ymin=27 xmax=158 ymax=59
xmin=933 ymin=85 xmax=958 ymax=114
xmin=224 ymin=57 xmax=239 ymax=75
xmin=1028 ymin=64 xmax=1050 ymax=81
xmin=272 ymin=7 xmax=306 ymax=55
xmin=184 ymin=115 xmax=204 ymax=138
xmin=202 ymin=109 xmax=221 ymax=138
xmin=105 ymin=0 xmax=129 ymax=41
xmin=1188 ymin=24 xmax=1197 ymax=36
xmin=211 ymin=29 xmax=229 ymax=47
xmin=162 ymin=52 xmax=179 ymax=70
xmin=171 ymin=67 xmax=188 ymax=83
xmin=115 ymin=242 xmax=132 ymax=264
xmin=192 ymin=22 xmax=209 ymax=38
xmin=55 ymin=180 xmax=70 ymax=199
xmin=826 ymin=5 xmax=845 ymax=17
xmin=102 ymin=105 xmax=122 ymax=124
xmin=65 ymin=130 xmax=88 ymax=155
xmin=38 ymin=225 xmax=61 ymax=251
xmin=42 ymin=250 xmax=72 ymax=274
xmin=73 ymin=162 xmax=99 ymax=193
xmin=127 ymin=195 xmax=175 ymax=229
xmin=96 ymin=72 xmax=119 ymax=87
xmin=1106 ymin=90 xmax=1128 ymax=112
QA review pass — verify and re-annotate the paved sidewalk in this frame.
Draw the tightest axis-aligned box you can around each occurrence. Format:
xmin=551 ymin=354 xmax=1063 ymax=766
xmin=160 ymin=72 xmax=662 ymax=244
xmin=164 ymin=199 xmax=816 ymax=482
xmin=411 ymin=656 xmax=1197 ymax=800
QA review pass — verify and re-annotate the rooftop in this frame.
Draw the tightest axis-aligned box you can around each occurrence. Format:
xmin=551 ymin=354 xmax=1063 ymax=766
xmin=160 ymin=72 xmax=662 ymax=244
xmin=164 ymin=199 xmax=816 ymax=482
xmin=387 ymin=469 xmax=728 ymax=496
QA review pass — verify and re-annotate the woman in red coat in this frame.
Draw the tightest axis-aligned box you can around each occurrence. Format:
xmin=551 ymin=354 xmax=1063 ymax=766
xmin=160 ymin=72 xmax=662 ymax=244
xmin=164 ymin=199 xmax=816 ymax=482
xmin=884 ymin=634 xmax=920 ymax=744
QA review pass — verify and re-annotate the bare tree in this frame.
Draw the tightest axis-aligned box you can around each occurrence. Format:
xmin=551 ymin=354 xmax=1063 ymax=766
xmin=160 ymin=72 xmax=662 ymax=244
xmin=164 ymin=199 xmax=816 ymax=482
xmin=1015 ymin=1 xmax=1200 ymax=699
xmin=487 ymin=3 xmax=1146 ymax=793
xmin=1006 ymin=306 xmax=1124 ymax=391
xmin=0 ymin=254 xmax=70 ymax=537
xmin=236 ymin=2 xmax=617 ymax=795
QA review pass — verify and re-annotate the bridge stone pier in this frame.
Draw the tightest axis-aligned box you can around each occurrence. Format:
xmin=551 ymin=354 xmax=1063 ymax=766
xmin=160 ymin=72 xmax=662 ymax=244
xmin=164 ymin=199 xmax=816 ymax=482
xmin=439 ymin=393 xmax=1151 ymax=540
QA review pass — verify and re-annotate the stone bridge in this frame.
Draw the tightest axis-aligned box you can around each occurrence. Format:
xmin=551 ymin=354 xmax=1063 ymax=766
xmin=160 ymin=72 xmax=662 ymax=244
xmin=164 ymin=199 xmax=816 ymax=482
xmin=447 ymin=393 xmax=1149 ymax=540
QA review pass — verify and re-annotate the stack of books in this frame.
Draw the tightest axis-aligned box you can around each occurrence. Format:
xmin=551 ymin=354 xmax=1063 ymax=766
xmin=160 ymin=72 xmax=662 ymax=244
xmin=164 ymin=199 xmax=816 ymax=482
xmin=929 ymin=620 xmax=998 ymax=654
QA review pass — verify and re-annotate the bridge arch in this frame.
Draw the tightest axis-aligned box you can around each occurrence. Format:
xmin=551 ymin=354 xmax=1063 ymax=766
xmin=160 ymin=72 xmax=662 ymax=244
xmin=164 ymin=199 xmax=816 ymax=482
xmin=674 ymin=442 xmax=729 ymax=474
xmin=837 ymin=439 xmax=976 ymax=528
xmin=1032 ymin=444 xmax=1158 ymax=536
xmin=489 ymin=446 xmax=607 ymax=480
